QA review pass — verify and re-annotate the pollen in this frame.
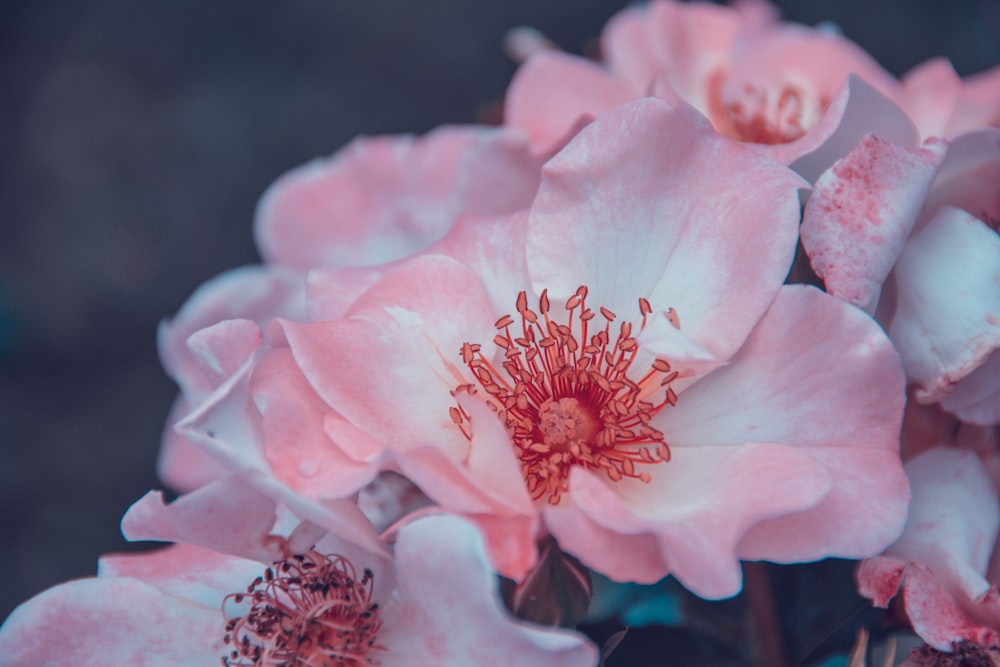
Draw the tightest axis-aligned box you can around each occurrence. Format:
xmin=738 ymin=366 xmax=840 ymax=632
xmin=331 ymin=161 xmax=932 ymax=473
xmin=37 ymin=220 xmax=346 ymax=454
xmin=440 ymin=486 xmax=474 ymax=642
xmin=452 ymin=285 xmax=678 ymax=505
xmin=222 ymin=550 xmax=384 ymax=667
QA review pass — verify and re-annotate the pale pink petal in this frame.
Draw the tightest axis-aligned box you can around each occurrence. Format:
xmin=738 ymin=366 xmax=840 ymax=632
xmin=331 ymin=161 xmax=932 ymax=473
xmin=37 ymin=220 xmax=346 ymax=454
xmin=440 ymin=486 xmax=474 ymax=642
xmin=280 ymin=255 xmax=494 ymax=461
xmin=158 ymin=395 xmax=231 ymax=492
xmin=379 ymin=515 xmax=597 ymax=667
xmin=889 ymin=207 xmax=1000 ymax=404
xmin=0 ymin=578 xmax=223 ymax=666
xmin=660 ymin=286 xmax=908 ymax=559
xmin=121 ymin=476 xmax=287 ymax=562
xmin=527 ymin=98 xmax=804 ymax=364
xmin=98 ymin=543 xmax=264 ymax=608
xmin=902 ymin=58 xmax=965 ymax=138
xmin=940 ymin=352 xmax=1000 ymax=426
xmin=306 ymin=265 xmax=385 ymax=321
xmin=158 ymin=265 xmax=305 ymax=397
xmin=885 ymin=448 xmax=999 ymax=604
xmin=551 ymin=444 xmax=830 ymax=599
xmin=427 ymin=212 xmax=529 ymax=315
xmin=504 ymin=50 xmax=634 ymax=153
xmin=176 ymin=339 xmax=388 ymax=557
xmin=801 ymin=134 xmax=948 ymax=313
xmin=255 ymin=126 xmax=541 ymax=270
xmin=251 ymin=347 xmax=379 ymax=497
xmin=925 ymin=128 xmax=1000 ymax=221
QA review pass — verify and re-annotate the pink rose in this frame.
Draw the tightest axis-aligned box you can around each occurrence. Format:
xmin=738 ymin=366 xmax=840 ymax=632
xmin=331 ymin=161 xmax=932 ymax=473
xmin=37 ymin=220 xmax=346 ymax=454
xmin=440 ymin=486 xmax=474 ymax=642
xmin=0 ymin=514 xmax=597 ymax=667
xmin=159 ymin=125 xmax=543 ymax=492
xmin=802 ymin=128 xmax=1000 ymax=424
xmin=504 ymin=0 xmax=917 ymax=183
xmin=182 ymin=98 xmax=909 ymax=596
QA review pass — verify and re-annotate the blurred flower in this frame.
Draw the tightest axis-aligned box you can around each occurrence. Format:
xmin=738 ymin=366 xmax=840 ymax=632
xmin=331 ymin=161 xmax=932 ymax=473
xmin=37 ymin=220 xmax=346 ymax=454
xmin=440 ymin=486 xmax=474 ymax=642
xmin=0 ymin=515 xmax=597 ymax=667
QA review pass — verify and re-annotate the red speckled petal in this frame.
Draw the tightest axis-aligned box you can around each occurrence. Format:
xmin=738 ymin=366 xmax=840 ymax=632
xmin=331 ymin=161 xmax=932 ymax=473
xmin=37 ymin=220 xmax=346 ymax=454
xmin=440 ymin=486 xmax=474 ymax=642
xmin=802 ymin=134 xmax=947 ymax=313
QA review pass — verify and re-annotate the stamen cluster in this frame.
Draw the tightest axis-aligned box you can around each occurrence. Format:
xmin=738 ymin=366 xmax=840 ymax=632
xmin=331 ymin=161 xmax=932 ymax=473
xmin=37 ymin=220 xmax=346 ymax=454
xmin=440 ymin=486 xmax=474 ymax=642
xmin=452 ymin=286 xmax=678 ymax=504
xmin=222 ymin=551 xmax=384 ymax=667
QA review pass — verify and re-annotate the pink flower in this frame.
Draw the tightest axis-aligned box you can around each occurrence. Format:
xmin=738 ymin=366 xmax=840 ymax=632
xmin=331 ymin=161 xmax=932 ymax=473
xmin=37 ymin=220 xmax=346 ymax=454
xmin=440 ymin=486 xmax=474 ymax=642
xmin=801 ymin=128 xmax=1000 ymax=424
xmin=158 ymin=125 xmax=543 ymax=492
xmin=857 ymin=406 xmax=1000 ymax=652
xmin=504 ymin=0 xmax=914 ymax=182
xmin=183 ymin=98 xmax=909 ymax=597
xmin=0 ymin=514 xmax=598 ymax=667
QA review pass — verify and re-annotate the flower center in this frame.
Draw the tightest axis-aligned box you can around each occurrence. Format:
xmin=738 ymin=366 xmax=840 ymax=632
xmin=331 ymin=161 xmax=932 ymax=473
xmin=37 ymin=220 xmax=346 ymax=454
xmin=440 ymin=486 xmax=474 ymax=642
xmin=707 ymin=70 xmax=830 ymax=145
xmin=451 ymin=285 xmax=677 ymax=505
xmin=222 ymin=551 xmax=384 ymax=667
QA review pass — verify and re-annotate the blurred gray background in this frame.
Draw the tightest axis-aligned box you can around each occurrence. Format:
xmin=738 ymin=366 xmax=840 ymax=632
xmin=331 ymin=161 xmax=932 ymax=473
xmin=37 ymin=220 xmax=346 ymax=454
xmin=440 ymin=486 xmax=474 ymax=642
xmin=1 ymin=0 xmax=997 ymax=627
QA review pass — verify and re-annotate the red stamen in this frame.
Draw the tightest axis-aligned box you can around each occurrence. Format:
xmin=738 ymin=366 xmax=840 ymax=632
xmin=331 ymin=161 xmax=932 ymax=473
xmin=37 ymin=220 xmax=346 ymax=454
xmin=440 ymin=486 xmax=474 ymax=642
xmin=452 ymin=287 xmax=677 ymax=505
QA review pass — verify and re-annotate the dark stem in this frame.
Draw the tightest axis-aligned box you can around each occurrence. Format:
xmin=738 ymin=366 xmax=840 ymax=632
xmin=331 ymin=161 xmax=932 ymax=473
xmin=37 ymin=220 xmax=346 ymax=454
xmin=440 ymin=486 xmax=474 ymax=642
xmin=744 ymin=561 xmax=791 ymax=667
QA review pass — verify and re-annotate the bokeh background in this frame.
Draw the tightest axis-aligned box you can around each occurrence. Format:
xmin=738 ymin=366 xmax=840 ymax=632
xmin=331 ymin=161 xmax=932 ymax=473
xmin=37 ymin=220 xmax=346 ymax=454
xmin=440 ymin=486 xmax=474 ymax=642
xmin=1 ymin=0 xmax=998 ymax=652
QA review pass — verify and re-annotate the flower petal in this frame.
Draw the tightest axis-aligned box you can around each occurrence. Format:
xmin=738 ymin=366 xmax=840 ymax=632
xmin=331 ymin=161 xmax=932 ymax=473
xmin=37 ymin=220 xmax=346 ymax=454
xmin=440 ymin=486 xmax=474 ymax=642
xmin=255 ymin=126 xmax=540 ymax=269
xmin=379 ymin=515 xmax=597 ymax=667
xmin=0 ymin=578 xmax=223 ymax=666
xmin=889 ymin=207 xmax=1000 ymax=404
xmin=505 ymin=50 xmax=634 ymax=153
xmin=801 ymin=134 xmax=947 ymax=313
xmin=527 ymin=97 xmax=804 ymax=363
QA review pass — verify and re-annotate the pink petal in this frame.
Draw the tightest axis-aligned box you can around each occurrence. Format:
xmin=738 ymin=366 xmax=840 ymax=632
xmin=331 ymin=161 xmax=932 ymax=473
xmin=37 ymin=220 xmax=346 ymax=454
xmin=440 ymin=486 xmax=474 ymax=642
xmin=940 ymin=352 xmax=1000 ymax=426
xmin=885 ymin=447 xmax=999 ymax=604
xmin=527 ymin=98 xmax=804 ymax=364
xmin=426 ymin=211 xmax=530 ymax=315
xmin=158 ymin=265 xmax=305 ymax=397
xmin=121 ymin=476 xmax=288 ymax=562
xmin=504 ymin=50 xmax=634 ymax=153
xmin=902 ymin=58 xmax=965 ymax=139
xmin=663 ymin=286 xmax=909 ymax=560
xmin=889 ymin=207 xmax=1000 ymax=404
xmin=255 ymin=126 xmax=540 ymax=270
xmin=176 ymin=340 xmax=388 ymax=557
xmin=281 ymin=255 xmax=494 ymax=461
xmin=557 ymin=444 xmax=830 ymax=599
xmin=379 ymin=515 xmax=597 ymax=667
xmin=306 ymin=265 xmax=386 ymax=321
xmin=158 ymin=395 xmax=231 ymax=492
xmin=0 ymin=578 xmax=223 ymax=666
xmin=98 ymin=543 xmax=265 ymax=608
xmin=801 ymin=134 xmax=947 ymax=313
xmin=251 ymin=346 xmax=379 ymax=497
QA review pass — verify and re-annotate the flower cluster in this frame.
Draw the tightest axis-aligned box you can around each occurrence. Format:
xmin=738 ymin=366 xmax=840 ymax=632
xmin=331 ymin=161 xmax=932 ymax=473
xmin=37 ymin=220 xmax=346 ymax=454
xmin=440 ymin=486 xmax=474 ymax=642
xmin=3 ymin=1 xmax=999 ymax=665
